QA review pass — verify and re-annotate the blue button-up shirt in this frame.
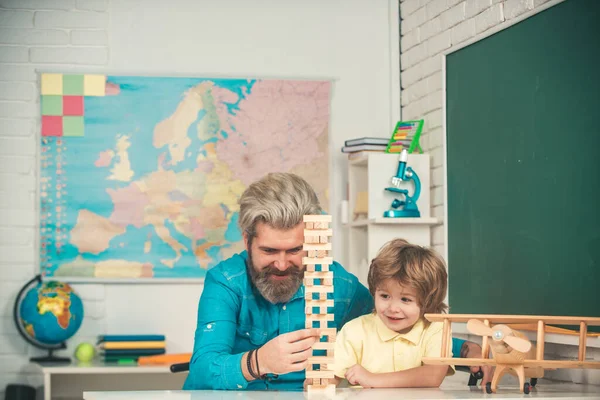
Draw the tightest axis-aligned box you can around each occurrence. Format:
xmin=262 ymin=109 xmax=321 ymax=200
xmin=183 ymin=250 xmax=373 ymax=391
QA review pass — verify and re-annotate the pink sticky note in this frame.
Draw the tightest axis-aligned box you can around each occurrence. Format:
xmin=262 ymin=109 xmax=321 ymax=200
xmin=42 ymin=116 xmax=63 ymax=137
xmin=63 ymin=96 xmax=84 ymax=116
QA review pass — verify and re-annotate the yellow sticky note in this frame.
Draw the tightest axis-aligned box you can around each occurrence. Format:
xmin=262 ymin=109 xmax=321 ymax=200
xmin=83 ymin=74 xmax=106 ymax=96
xmin=41 ymin=73 xmax=63 ymax=95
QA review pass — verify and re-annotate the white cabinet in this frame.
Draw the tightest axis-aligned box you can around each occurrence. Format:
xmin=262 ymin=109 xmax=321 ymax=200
xmin=344 ymin=152 xmax=439 ymax=285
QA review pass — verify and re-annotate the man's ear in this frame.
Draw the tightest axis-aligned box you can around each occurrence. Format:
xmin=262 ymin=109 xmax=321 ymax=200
xmin=243 ymin=231 xmax=249 ymax=251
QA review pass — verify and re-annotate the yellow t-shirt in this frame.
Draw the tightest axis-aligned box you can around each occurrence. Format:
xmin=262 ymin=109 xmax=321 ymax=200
xmin=333 ymin=313 xmax=455 ymax=378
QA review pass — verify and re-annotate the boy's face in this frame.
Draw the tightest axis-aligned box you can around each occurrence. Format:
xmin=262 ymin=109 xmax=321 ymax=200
xmin=374 ymin=279 xmax=421 ymax=334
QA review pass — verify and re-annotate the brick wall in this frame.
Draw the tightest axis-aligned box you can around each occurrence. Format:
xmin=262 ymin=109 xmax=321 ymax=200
xmin=0 ymin=0 xmax=109 ymax=394
xmin=400 ymin=0 xmax=600 ymax=385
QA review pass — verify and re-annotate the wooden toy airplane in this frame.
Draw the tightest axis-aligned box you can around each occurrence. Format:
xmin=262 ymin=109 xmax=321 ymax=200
xmin=422 ymin=314 xmax=600 ymax=394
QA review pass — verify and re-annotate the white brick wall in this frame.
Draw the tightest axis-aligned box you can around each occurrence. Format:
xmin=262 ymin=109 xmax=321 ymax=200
xmin=400 ymin=0 xmax=599 ymax=386
xmin=0 ymin=0 xmax=108 ymax=395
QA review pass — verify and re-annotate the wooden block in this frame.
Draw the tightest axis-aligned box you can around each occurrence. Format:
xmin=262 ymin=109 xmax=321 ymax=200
xmin=305 ymin=320 xmax=312 ymax=329
xmin=306 ymin=314 xmax=334 ymax=322
xmin=307 ymin=384 xmax=335 ymax=394
xmin=304 ymin=236 xmax=320 ymax=244
xmin=313 ymin=221 xmax=329 ymax=229
xmin=305 ymin=222 xmax=314 ymax=229
xmin=319 ymin=328 xmax=337 ymax=337
xmin=303 ymin=215 xmax=332 ymax=222
xmin=304 ymin=271 xmax=333 ymax=280
xmin=308 ymin=356 xmax=335 ymax=365
xmin=305 ymin=306 xmax=330 ymax=314
xmin=305 ymin=299 xmax=334 ymax=307
xmin=306 ymin=264 xmax=316 ymax=272
xmin=319 ymin=292 xmax=328 ymax=300
xmin=303 ymin=257 xmax=333 ymax=265
xmin=321 ymin=379 xmax=329 ymax=386
xmin=320 ymin=264 xmax=330 ymax=272
xmin=308 ymin=250 xmax=317 ymax=257
xmin=319 ymin=320 xmax=328 ymax=328
xmin=303 ymin=243 xmax=332 ymax=251
xmin=320 ymin=235 xmax=329 ymax=243
xmin=305 ymin=285 xmax=334 ymax=293
xmin=304 ymin=229 xmax=332 ymax=237
xmin=326 ymin=332 xmax=337 ymax=342
xmin=312 ymin=342 xmax=335 ymax=350
xmin=306 ymin=370 xmax=335 ymax=379
xmin=312 ymin=378 xmax=320 ymax=385
xmin=323 ymin=278 xmax=333 ymax=286
xmin=315 ymin=250 xmax=328 ymax=257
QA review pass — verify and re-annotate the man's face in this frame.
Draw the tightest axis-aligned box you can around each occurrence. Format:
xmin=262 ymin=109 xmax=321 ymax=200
xmin=245 ymin=222 xmax=305 ymax=304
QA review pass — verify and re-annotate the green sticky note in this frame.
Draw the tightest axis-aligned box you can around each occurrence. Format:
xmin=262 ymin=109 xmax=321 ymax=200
xmin=41 ymin=95 xmax=63 ymax=116
xmin=63 ymin=75 xmax=84 ymax=95
xmin=63 ymin=116 xmax=84 ymax=137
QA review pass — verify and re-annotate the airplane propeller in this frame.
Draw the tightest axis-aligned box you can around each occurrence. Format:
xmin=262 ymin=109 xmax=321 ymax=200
xmin=467 ymin=319 xmax=532 ymax=353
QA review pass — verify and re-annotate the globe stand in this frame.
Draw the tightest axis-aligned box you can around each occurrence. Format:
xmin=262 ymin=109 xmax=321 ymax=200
xmin=30 ymin=346 xmax=71 ymax=364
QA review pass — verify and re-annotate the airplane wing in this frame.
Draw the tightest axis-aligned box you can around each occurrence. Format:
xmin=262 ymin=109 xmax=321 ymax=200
xmin=422 ymin=357 xmax=497 ymax=366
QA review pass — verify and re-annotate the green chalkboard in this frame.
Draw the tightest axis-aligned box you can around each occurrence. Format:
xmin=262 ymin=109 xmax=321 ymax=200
xmin=446 ymin=0 xmax=600 ymax=328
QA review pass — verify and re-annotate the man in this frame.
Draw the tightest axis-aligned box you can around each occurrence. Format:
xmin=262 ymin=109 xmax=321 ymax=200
xmin=183 ymin=172 xmax=491 ymax=391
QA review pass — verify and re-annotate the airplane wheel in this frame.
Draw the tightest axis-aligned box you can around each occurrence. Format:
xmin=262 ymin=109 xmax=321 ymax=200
xmin=486 ymin=382 xmax=493 ymax=394
xmin=530 ymin=378 xmax=537 ymax=387
xmin=523 ymin=382 xmax=531 ymax=394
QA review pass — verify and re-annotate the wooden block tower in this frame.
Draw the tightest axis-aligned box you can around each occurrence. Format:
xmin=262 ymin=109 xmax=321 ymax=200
xmin=303 ymin=215 xmax=336 ymax=393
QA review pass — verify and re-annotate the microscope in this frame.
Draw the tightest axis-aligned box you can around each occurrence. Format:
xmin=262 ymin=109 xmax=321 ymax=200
xmin=383 ymin=149 xmax=421 ymax=218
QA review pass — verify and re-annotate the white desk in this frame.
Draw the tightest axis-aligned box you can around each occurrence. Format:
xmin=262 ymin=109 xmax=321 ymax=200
xmin=82 ymin=375 xmax=600 ymax=400
xmin=30 ymin=361 xmax=187 ymax=400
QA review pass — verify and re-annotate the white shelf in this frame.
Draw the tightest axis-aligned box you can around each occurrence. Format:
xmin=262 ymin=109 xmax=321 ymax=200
xmin=348 ymin=156 xmax=370 ymax=167
xmin=345 ymin=217 xmax=439 ymax=227
xmin=31 ymin=361 xmax=172 ymax=374
xmin=345 ymin=153 xmax=437 ymax=285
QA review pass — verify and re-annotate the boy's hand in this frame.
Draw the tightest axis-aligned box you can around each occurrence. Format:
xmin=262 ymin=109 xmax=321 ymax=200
xmin=344 ymin=364 xmax=376 ymax=388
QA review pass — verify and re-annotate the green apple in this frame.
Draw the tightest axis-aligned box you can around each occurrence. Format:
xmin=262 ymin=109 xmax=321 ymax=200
xmin=75 ymin=342 xmax=95 ymax=362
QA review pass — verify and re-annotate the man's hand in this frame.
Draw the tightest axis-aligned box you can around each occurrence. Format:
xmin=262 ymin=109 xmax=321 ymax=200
xmin=257 ymin=328 xmax=321 ymax=375
xmin=344 ymin=364 xmax=377 ymax=388
xmin=461 ymin=341 xmax=494 ymax=388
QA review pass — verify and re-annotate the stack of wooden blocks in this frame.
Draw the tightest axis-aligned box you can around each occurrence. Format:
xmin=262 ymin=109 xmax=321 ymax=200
xmin=303 ymin=215 xmax=336 ymax=393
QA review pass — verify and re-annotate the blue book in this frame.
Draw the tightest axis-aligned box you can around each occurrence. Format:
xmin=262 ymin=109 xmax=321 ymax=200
xmin=98 ymin=334 xmax=165 ymax=343
xmin=101 ymin=348 xmax=166 ymax=356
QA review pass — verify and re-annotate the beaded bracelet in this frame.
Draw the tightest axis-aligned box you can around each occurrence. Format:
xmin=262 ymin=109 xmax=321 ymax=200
xmin=247 ymin=349 xmax=261 ymax=380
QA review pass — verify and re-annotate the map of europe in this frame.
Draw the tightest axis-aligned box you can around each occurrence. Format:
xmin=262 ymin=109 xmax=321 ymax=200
xmin=39 ymin=74 xmax=330 ymax=280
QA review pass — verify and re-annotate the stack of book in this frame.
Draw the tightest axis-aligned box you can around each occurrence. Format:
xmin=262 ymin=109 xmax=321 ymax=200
xmin=97 ymin=334 xmax=166 ymax=364
xmin=341 ymin=137 xmax=389 ymax=154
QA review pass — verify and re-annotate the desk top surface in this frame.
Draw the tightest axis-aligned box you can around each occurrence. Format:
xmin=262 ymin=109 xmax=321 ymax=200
xmin=83 ymin=379 xmax=600 ymax=400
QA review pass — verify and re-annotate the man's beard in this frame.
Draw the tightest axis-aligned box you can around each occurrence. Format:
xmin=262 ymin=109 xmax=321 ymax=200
xmin=247 ymin=248 xmax=304 ymax=304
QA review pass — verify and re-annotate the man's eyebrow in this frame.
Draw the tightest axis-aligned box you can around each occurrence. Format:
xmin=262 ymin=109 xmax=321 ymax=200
xmin=258 ymin=246 xmax=278 ymax=251
xmin=287 ymin=246 xmax=303 ymax=252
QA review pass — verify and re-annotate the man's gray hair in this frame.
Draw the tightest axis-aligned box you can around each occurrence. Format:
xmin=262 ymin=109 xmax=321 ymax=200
xmin=239 ymin=172 xmax=322 ymax=240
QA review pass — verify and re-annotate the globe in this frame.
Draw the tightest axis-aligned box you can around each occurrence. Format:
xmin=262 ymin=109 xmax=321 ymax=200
xmin=13 ymin=275 xmax=84 ymax=363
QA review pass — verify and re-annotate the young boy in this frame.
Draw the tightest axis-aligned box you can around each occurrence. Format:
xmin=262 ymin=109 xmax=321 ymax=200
xmin=333 ymin=238 xmax=454 ymax=388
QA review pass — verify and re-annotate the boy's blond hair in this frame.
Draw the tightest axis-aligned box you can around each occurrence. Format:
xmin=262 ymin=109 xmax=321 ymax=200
xmin=367 ymin=238 xmax=448 ymax=314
